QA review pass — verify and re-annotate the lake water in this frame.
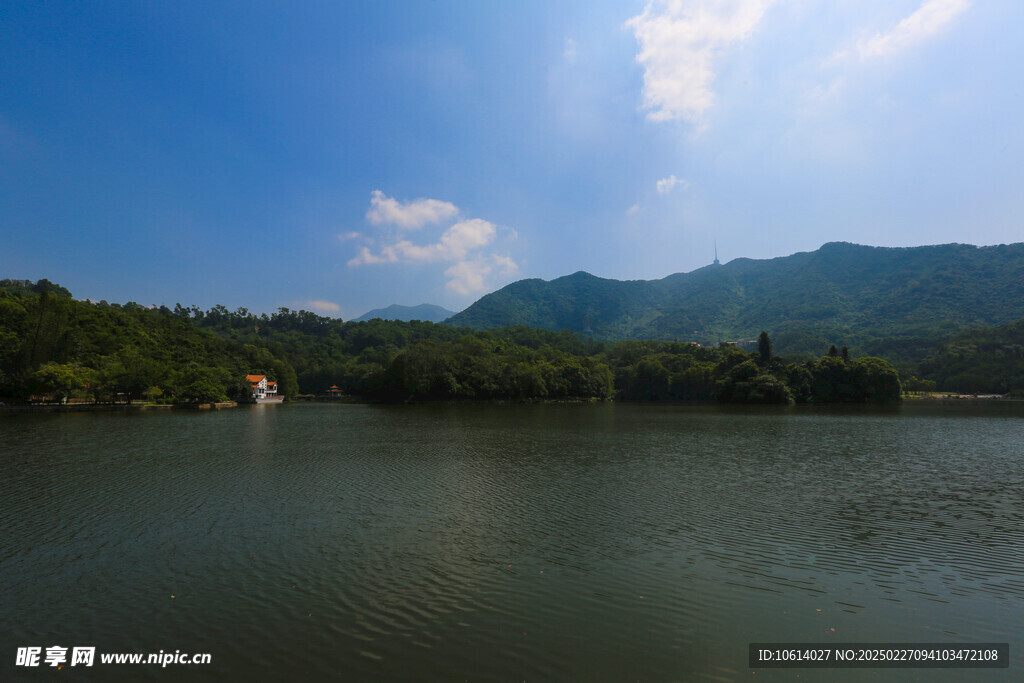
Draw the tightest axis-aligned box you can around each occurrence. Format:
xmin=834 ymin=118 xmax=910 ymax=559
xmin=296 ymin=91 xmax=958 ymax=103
xmin=2 ymin=402 xmax=1022 ymax=681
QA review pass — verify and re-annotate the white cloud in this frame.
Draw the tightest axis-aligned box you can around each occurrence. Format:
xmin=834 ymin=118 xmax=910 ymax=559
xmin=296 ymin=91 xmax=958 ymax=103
xmin=445 ymin=260 xmax=489 ymax=296
xmin=626 ymin=0 xmax=774 ymax=124
xmin=564 ymin=38 xmax=578 ymax=63
xmin=365 ymin=190 xmax=459 ymax=230
xmin=349 ymin=193 xmax=518 ymax=295
xmin=656 ymin=174 xmax=687 ymax=193
xmin=302 ymin=300 xmax=341 ymax=313
xmin=440 ymin=219 xmax=496 ymax=259
xmin=338 ymin=231 xmax=361 ymax=241
xmin=857 ymin=0 xmax=970 ymax=60
xmin=626 ymin=203 xmax=641 ymax=216
xmin=348 ymin=246 xmax=397 ymax=266
xmin=491 ymin=255 xmax=518 ymax=275
xmin=366 ymin=219 xmax=497 ymax=264
xmin=445 ymin=255 xmax=519 ymax=296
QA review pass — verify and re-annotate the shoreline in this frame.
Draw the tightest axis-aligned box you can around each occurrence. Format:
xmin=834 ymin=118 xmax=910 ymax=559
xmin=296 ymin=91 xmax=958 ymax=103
xmin=903 ymin=393 xmax=1010 ymax=400
xmin=0 ymin=401 xmax=239 ymax=413
xmin=3 ymin=396 xmax=1018 ymax=414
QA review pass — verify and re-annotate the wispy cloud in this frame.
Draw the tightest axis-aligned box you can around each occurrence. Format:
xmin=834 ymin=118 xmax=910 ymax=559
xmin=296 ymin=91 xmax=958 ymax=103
xmin=371 ymin=219 xmax=497 ymax=264
xmin=564 ymin=37 xmax=578 ymax=63
xmin=857 ymin=0 xmax=970 ymax=60
xmin=301 ymin=300 xmax=341 ymax=314
xmin=349 ymin=192 xmax=517 ymax=295
xmin=338 ymin=231 xmax=361 ymax=241
xmin=365 ymin=190 xmax=458 ymax=230
xmin=445 ymin=255 xmax=518 ymax=296
xmin=626 ymin=0 xmax=774 ymax=124
xmin=656 ymin=174 xmax=687 ymax=194
xmin=348 ymin=246 xmax=398 ymax=265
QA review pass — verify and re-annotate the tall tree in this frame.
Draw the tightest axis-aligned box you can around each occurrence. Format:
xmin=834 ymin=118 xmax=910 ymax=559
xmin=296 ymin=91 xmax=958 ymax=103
xmin=758 ymin=330 xmax=772 ymax=365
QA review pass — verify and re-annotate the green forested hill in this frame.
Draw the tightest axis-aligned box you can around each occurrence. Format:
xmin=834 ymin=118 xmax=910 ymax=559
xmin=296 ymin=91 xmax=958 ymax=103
xmin=4 ymin=270 xmax=1022 ymax=403
xmin=0 ymin=280 xmax=298 ymax=403
xmin=914 ymin=318 xmax=1024 ymax=394
xmin=445 ymin=271 xmax=663 ymax=339
xmin=0 ymin=280 xmax=612 ymax=402
xmin=446 ymin=242 xmax=1024 ymax=354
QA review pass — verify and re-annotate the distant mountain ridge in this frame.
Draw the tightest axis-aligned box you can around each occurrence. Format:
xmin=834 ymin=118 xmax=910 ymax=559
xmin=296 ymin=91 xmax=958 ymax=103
xmin=445 ymin=242 xmax=1024 ymax=354
xmin=353 ymin=303 xmax=456 ymax=323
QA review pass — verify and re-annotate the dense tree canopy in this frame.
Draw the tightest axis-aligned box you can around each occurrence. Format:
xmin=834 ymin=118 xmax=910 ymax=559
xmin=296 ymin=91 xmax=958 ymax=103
xmin=0 ymin=281 xmax=296 ymax=404
xmin=8 ymin=278 xmax=1022 ymax=405
xmin=914 ymin=319 xmax=1024 ymax=394
xmin=605 ymin=338 xmax=900 ymax=404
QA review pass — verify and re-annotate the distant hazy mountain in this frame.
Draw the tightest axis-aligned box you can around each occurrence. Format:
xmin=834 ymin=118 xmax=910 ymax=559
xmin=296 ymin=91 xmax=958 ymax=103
xmin=353 ymin=303 xmax=456 ymax=323
xmin=445 ymin=242 xmax=1024 ymax=354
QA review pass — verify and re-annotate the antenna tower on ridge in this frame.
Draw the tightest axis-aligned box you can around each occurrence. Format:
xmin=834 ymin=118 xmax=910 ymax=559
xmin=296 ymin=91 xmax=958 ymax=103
xmin=713 ymin=240 xmax=720 ymax=266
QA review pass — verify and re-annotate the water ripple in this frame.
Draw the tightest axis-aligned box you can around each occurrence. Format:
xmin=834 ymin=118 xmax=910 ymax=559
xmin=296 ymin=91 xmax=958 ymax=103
xmin=1 ymin=403 xmax=1022 ymax=680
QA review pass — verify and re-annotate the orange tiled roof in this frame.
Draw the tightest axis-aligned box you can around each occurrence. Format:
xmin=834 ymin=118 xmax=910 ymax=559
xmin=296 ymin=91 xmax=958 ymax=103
xmin=246 ymin=374 xmax=266 ymax=384
xmin=267 ymin=381 xmax=277 ymax=386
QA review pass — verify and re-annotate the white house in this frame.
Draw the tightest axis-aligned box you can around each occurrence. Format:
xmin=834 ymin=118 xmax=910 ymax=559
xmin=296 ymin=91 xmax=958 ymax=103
xmin=246 ymin=374 xmax=280 ymax=401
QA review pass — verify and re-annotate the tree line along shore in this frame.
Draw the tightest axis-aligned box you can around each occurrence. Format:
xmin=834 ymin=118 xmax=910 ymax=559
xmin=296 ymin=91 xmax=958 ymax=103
xmin=3 ymin=279 xmax=1021 ymax=406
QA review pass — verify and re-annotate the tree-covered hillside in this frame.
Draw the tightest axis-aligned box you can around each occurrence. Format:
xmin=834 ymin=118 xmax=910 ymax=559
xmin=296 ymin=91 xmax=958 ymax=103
xmin=0 ymin=280 xmax=612 ymax=403
xmin=444 ymin=271 xmax=663 ymax=339
xmin=6 ymin=278 xmax=1022 ymax=404
xmin=913 ymin=318 xmax=1024 ymax=394
xmin=0 ymin=280 xmax=296 ymax=404
xmin=447 ymin=242 xmax=1024 ymax=355
xmin=2 ymin=280 xmax=908 ymax=404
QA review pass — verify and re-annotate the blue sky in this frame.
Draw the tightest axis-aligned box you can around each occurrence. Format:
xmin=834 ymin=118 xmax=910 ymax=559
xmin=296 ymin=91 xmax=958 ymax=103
xmin=2 ymin=1 xmax=1022 ymax=319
